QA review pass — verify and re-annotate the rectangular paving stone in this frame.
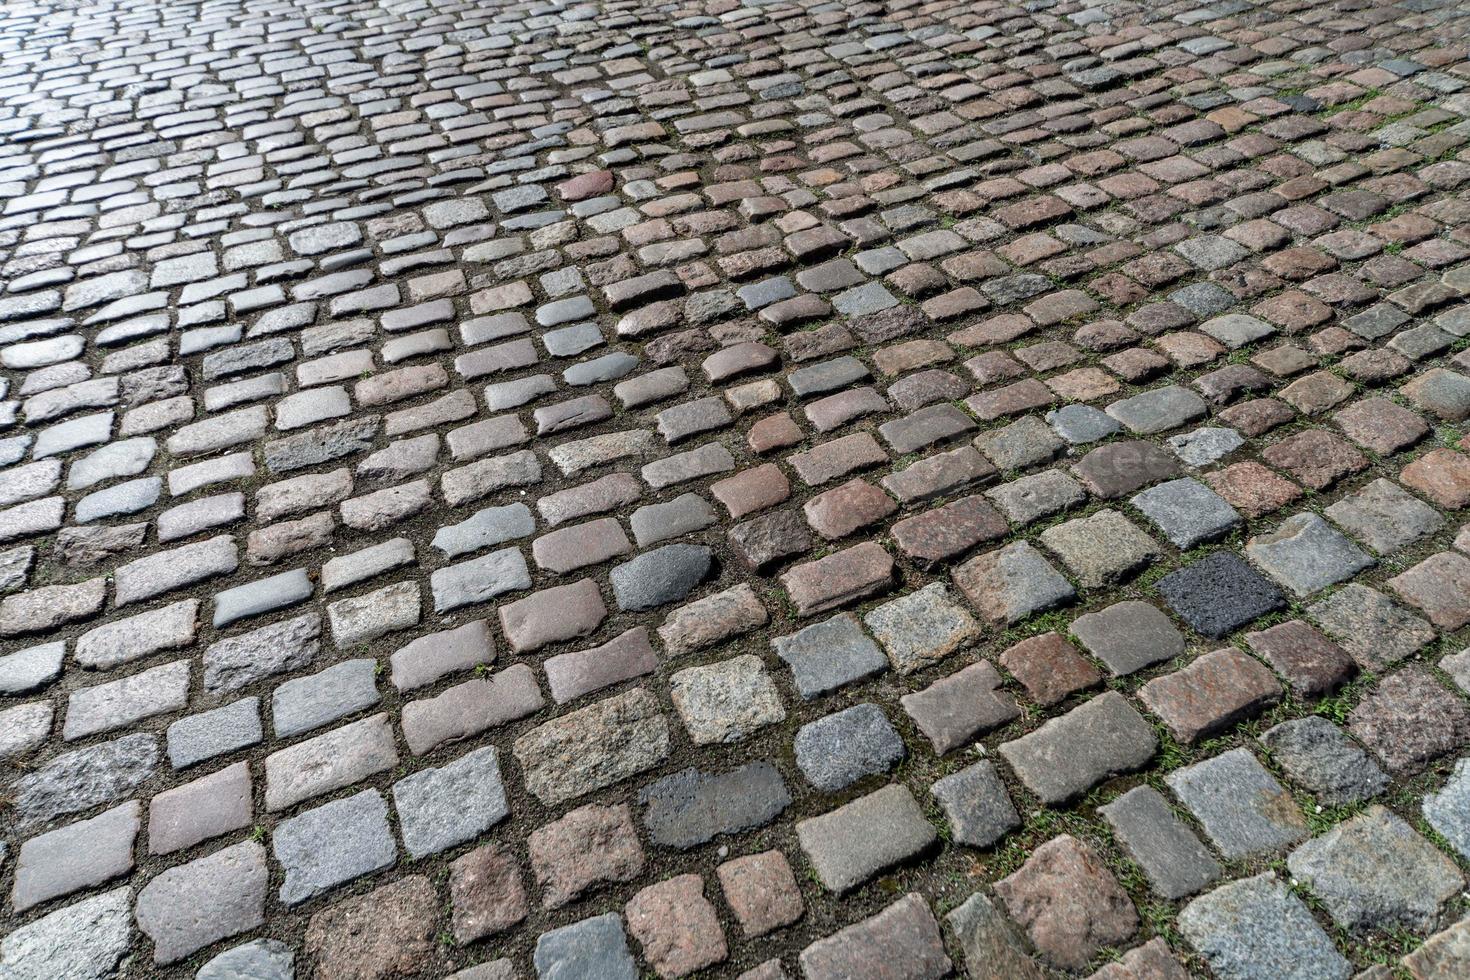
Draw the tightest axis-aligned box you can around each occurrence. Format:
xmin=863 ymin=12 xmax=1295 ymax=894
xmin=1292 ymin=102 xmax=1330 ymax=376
xmin=1100 ymin=786 xmax=1220 ymax=900
xmin=797 ymin=784 xmax=936 ymax=893
xmin=263 ymin=713 xmax=398 ymax=811
xmin=513 ymin=688 xmax=670 ymax=804
xmin=999 ymin=692 xmax=1156 ymax=804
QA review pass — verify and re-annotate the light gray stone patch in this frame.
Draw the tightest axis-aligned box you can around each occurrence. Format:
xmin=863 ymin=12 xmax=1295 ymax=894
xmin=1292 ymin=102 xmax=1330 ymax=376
xmin=11 ymin=801 xmax=139 ymax=912
xmin=1258 ymin=717 xmax=1388 ymax=806
xmin=66 ymin=436 xmax=155 ymax=491
xmin=534 ymin=913 xmax=637 ymax=980
xmin=1179 ymin=873 xmax=1350 ymax=980
xmin=392 ymin=745 xmax=509 ymax=858
xmin=263 ymin=712 xmax=398 ymax=812
xmin=1245 ymin=512 xmax=1373 ymax=598
xmin=1168 ymin=426 xmax=1245 ymax=466
xmin=63 ymin=660 xmax=191 ymax=741
xmin=1287 ymin=805 xmax=1462 ymax=933
xmin=157 ymin=491 xmax=246 ymax=541
xmin=1422 ymin=756 xmax=1470 ymax=861
xmin=931 ymin=761 xmax=1020 ymax=849
xmin=327 ymin=580 xmax=420 ymax=647
xmin=322 ymin=537 xmax=414 ymax=592
xmin=196 ymin=939 xmax=295 ymax=980
xmin=794 ymin=703 xmax=906 ymax=791
xmin=0 ymin=641 xmax=64 ymax=694
xmin=13 ymin=733 xmax=159 ymax=827
xmin=75 ymin=476 xmax=161 ymax=522
xmin=998 ymin=692 xmax=1156 ymax=804
xmin=204 ymin=613 xmax=320 ymax=693
xmin=1166 ymin=747 xmax=1308 ymax=859
xmin=272 ymin=659 xmax=380 ymax=738
xmin=1323 ymin=478 xmax=1445 ymax=555
xmin=272 ymin=790 xmax=397 ymax=905
xmin=1131 ymin=478 xmax=1242 ymax=549
xmin=212 ymin=567 xmax=312 ymax=628
xmin=430 ymin=547 xmax=531 ymax=612
xmin=167 ymin=698 xmax=262 ymax=770
xmin=0 ymin=886 xmax=133 ymax=980
xmin=1100 ymin=786 xmax=1220 ymax=900
xmin=797 ymin=784 xmax=936 ymax=893
xmin=136 ymin=841 xmax=268 ymax=964
xmin=773 ymin=612 xmax=889 ymax=698
xmin=432 ymin=503 xmax=535 ymax=557
xmin=1105 ymin=385 xmax=1207 ymax=434
xmin=146 ymin=761 xmax=252 ymax=855
xmin=115 ymin=534 xmax=238 ymax=607
xmin=0 ymin=702 xmax=52 ymax=757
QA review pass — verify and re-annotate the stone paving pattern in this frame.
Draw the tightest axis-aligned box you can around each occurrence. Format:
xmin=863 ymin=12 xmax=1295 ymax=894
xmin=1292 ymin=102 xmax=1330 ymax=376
xmin=3 ymin=0 xmax=1470 ymax=976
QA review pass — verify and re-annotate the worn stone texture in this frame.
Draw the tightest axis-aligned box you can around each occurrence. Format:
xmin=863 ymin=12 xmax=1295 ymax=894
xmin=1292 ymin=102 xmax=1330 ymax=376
xmin=0 ymin=2 xmax=1463 ymax=975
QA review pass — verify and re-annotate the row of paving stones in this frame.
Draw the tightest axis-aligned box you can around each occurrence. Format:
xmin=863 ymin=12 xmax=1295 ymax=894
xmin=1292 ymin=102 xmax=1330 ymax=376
xmin=3 ymin=0 xmax=1470 ymax=976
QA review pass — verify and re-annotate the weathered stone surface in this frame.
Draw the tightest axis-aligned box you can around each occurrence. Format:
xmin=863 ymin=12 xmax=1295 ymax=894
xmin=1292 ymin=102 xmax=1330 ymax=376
xmin=800 ymin=893 xmax=951 ymax=980
xmin=1104 ymin=780 xmax=1220 ymax=904
xmin=994 ymin=835 xmax=1138 ymax=971
xmin=797 ymin=784 xmax=937 ymax=893
xmin=640 ymin=762 xmax=790 ymax=850
xmin=1166 ymin=748 xmax=1307 ymax=859
xmin=513 ymin=688 xmax=670 ymax=804
xmin=303 ymin=875 xmax=441 ymax=980
xmin=135 ymin=841 xmax=268 ymax=964
xmin=1287 ymin=805 xmax=1462 ymax=933
xmin=999 ymin=692 xmax=1156 ymax=804
xmin=1179 ymin=874 xmax=1351 ymax=980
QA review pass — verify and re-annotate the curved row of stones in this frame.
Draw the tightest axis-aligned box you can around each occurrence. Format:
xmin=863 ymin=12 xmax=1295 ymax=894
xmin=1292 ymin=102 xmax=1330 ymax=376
xmin=2 ymin=0 xmax=1470 ymax=977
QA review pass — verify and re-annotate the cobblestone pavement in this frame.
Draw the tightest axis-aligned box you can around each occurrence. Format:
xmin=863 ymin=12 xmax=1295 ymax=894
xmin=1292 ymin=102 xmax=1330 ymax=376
xmin=4 ymin=0 xmax=1470 ymax=977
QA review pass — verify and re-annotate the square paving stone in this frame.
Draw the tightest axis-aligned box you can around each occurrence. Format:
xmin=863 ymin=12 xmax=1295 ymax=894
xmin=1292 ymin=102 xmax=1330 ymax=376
xmin=952 ymin=541 xmax=1075 ymax=626
xmin=391 ymin=745 xmax=509 ymax=859
xmin=862 ymin=583 xmax=980 ymax=674
xmin=1423 ymin=757 xmax=1470 ymax=862
xmin=716 ymin=851 xmax=804 ymax=938
xmin=1307 ymin=583 xmax=1434 ymax=671
xmin=794 ymin=703 xmax=905 ymax=792
xmin=901 ymin=661 xmax=1020 ymax=754
xmin=1388 ymin=551 xmax=1470 ymax=629
xmin=1179 ymin=873 xmax=1350 ymax=980
xmin=1156 ymin=551 xmax=1286 ymax=638
xmin=1243 ymin=512 xmax=1373 ymax=598
xmin=1348 ymin=668 xmax=1470 ymax=774
xmin=272 ymin=790 xmax=397 ymax=905
xmin=533 ymin=913 xmax=637 ymax=980
xmin=930 ymin=761 xmax=1019 ymax=849
xmin=800 ymin=893 xmax=951 ymax=980
xmin=1165 ymin=748 xmax=1308 ymax=859
xmin=1323 ymin=478 xmax=1444 ymax=555
xmin=1105 ymin=384 xmax=1208 ymax=434
xmin=1071 ymin=440 xmax=1182 ymax=498
xmin=1287 ymin=805 xmax=1462 ymax=934
xmin=771 ymin=612 xmax=887 ymax=698
xmin=1258 ymin=717 xmax=1387 ymax=806
xmin=1243 ymin=620 xmax=1355 ymax=697
xmin=1039 ymin=509 xmax=1163 ymax=587
xmin=670 ymin=655 xmax=786 ymax=745
xmin=796 ymin=784 xmax=936 ymax=894
xmin=1069 ymin=600 xmax=1184 ymax=676
xmin=1131 ymin=478 xmax=1242 ymax=549
xmin=1100 ymin=786 xmax=1220 ymax=900
xmin=997 ymin=632 xmax=1102 ymax=706
xmin=992 ymin=834 xmax=1138 ymax=972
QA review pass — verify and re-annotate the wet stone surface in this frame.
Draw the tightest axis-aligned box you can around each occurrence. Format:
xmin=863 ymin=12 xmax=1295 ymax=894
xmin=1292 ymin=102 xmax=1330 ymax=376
xmin=2 ymin=1 xmax=1469 ymax=976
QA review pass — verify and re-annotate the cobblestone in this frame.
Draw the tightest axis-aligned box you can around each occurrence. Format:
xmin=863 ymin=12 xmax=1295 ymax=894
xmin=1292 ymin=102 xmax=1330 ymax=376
xmin=1 ymin=1 xmax=1467 ymax=974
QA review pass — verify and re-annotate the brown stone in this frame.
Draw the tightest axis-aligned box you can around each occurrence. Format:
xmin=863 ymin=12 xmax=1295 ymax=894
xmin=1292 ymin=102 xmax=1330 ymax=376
xmin=891 ymin=495 xmax=1009 ymax=563
xmin=781 ymin=542 xmax=894 ymax=617
xmin=529 ymin=803 xmax=645 ymax=909
xmin=999 ymin=633 xmax=1102 ymax=707
xmin=1244 ymin=620 xmax=1355 ymax=697
xmin=993 ymin=835 xmax=1138 ymax=972
xmin=450 ymin=844 xmax=528 ymax=942
xmin=803 ymin=478 xmax=897 ymax=540
xmin=710 ymin=463 xmax=789 ymax=518
xmin=1401 ymin=448 xmax=1470 ymax=509
xmin=1139 ymin=649 xmax=1282 ymax=744
xmin=1334 ymin=397 xmax=1429 ymax=455
xmin=716 ymin=850 xmax=804 ymax=938
xmin=1262 ymin=429 xmax=1367 ymax=490
xmin=625 ymin=874 xmax=728 ymax=979
xmin=305 ymin=876 xmax=441 ymax=980
xmin=1205 ymin=462 xmax=1302 ymax=518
